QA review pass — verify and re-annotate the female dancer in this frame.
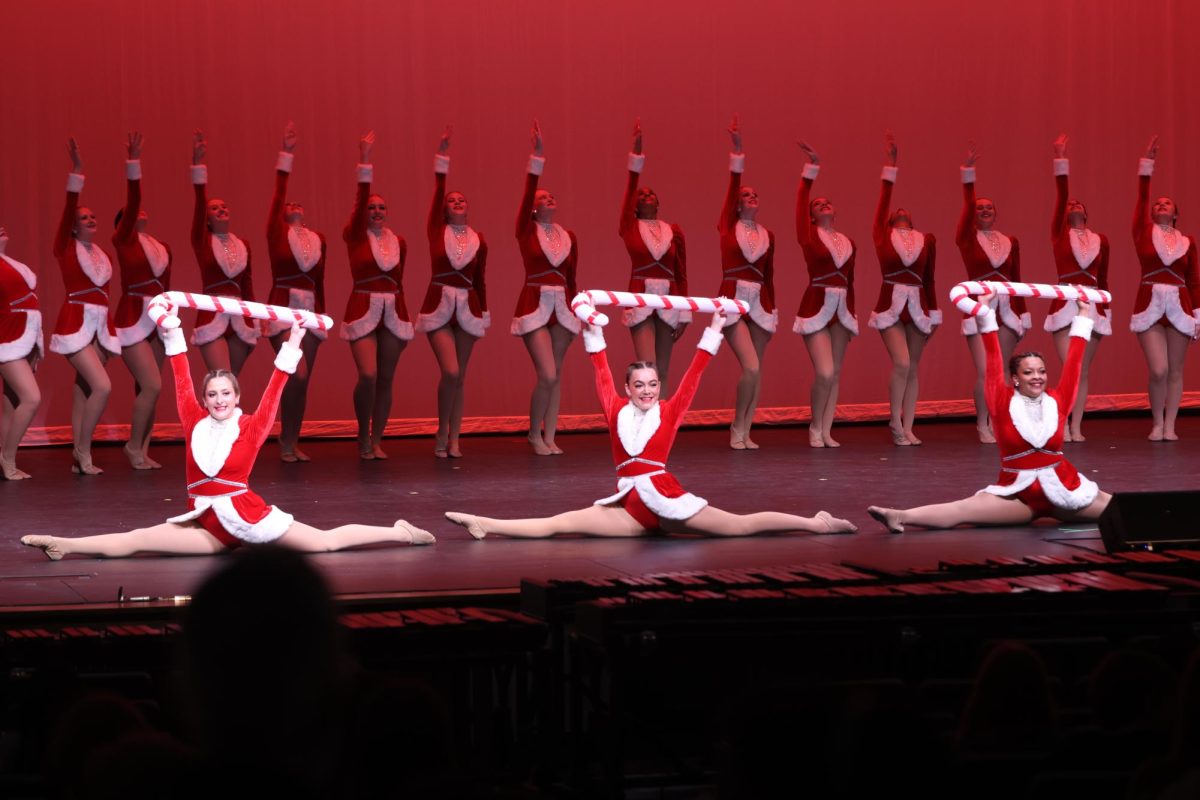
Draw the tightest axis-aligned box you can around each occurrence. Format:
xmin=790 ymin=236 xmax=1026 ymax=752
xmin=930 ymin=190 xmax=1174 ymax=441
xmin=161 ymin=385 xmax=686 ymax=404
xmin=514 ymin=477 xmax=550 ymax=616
xmin=415 ymin=127 xmax=489 ymax=458
xmin=20 ymin=322 xmax=433 ymax=559
xmin=0 ymin=227 xmax=43 ymax=480
xmin=112 ymin=132 xmax=171 ymax=470
xmin=1130 ymin=136 xmax=1199 ymax=441
xmin=1045 ymin=134 xmax=1110 ymax=442
xmin=868 ymin=297 xmax=1110 ymax=532
xmin=794 ymin=141 xmax=859 ymax=448
xmin=718 ymin=116 xmax=776 ymax=450
xmin=341 ymin=131 xmax=412 ymax=460
xmin=50 ymin=138 xmax=122 ymax=475
xmin=445 ymin=311 xmax=855 ymax=538
xmin=190 ymin=130 xmax=259 ymax=375
xmin=511 ymin=121 xmax=580 ymax=456
xmin=957 ymin=143 xmax=1030 ymax=443
xmin=867 ymin=133 xmax=941 ymax=446
xmin=265 ymin=123 xmax=326 ymax=462
xmin=619 ymin=120 xmax=689 ymax=388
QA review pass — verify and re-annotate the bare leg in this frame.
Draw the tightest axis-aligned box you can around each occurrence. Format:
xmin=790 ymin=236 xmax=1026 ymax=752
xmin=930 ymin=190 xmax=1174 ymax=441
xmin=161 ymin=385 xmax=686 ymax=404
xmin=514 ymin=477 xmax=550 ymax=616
xmin=804 ymin=327 xmax=834 ymax=447
xmin=965 ymin=333 xmax=994 ymax=443
xmin=521 ymin=326 xmax=558 ymax=455
xmin=1138 ymin=326 xmax=1169 ymax=440
xmin=21 ymin=522 xmax=228 ymax=560
xmin=67 ymin=343 xmax=111 ymax=475
xmin=446 ymin=505 xmax=646 ymax=539
xmin=723 ymin=319 xmax=758 ymax=449
xmin=664 ymin=505 xmax=856 ymax=537
xmin=199 ymin=337 xmax=231 ymax=373
xmin=428 ymin=325 xmax=478 ymax=457
xmin=1052 ymin=491 xmax=1113 ymax=523
xmin=817 ymin=322 xmax=853 ymax=447
xmin=120 ymin=338 xmax=163 ymax=469
xmin=868 ymin=492 xmax=1035 ymax=533
xmin=350 ymin=333 xmax=379 ymax=457
xmin=371 ymin=329 xmax=407 ymax=458
xmin=742 ymin=321 xmax=771 ymax=449
xmin=448 ymin=326 xmax=477 ymax=456
xmin=542 ymin=324 xmax=575 ymax=454
xmin=0 ymin=358 xmax=40 ymax=479
xmin=226 ymin=335 xmax=254 ymax=377
xmin=276 ymin=519 xmax=434 ymax=551
xmin=879 ymin=324 xmax=911 ymax=445
xmin=1163 ymin=327 xmax=1189 ymax=440
xmin=269 ymin=331 xmax=320 ymax=461
xmin=902 ymin=323 xmax=929 ymax=444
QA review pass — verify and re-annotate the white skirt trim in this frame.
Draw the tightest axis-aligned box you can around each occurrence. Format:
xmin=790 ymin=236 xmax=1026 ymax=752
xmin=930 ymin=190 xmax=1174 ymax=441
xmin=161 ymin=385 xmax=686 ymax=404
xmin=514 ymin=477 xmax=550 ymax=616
xmin=594 ymin=474 xmax=709 ymax=521
xmin=340 ymin=293 xmax=415 ymax=341
xmin=263 ymin=288 xmax=328 ymax=340
xmin=1044 ymin=300 xmax=1112 ymax=336
xmin=0 ymin=310 xmax=43 ymax=363
xmin=415 ymin=285 xmax=490 ymax=338
xmin=192 ymin=311 xmax=261 ymax=347
xmin=961 ymin=294 xmax=1031 ymax=337
xmin=722 ymin=279 xmax=778 ymax=333
xmin=867 ymin=284 xmax=942 ymax=334
xmin=510 ymin=285 xmax=582 ymax=336
xmin=622 ymin=277 xmax=692 ymax=329
xmin=979 ymin=467 xmax=1100 ymax=512
xmin=50 ymin=304 xmax=121 ymax=356
xmin=1129 ymin=283 xmax=1196 ymax=336
xmin=116 ymin=296 xmax=158 ymax=346
xmin=792 ymin=286 xmax=860 ymax=336
xmin=167 ymin=496 xmax=294 ymax=545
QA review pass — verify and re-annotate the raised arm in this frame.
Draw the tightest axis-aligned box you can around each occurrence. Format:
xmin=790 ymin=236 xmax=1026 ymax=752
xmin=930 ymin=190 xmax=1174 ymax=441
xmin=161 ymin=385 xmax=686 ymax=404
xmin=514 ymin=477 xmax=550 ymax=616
xmin=429 ymin=127 xmax=451 ymax=239
xmin=1051 ymin=134 xmax=1069 ymax=240
xmin=620 ymin=119 xmax=643 ymax=236
xmin=795 ymin=141 xmax=820 ymax=247
xmin=1134 ymin=136 xmax=1158 ymax=240
xmin=957 ymin=142 xmax=980 ymax=248
xmin=269 ymin=123 xmax=297 ymax=241
xmin=718 ymin=116 xmax=743 ymax=234
xmin=247 ymin=325 xmax=305 ymax=448
xmin=516 ymin=121 xmax=544 ymax=238
xmin=115 ymin=132 xmax=143 ymax=244
xmin=1053 ymin=302 xmax=1095 ymax=409
xmin=160 ymin=328 xmax=206 ymax=427
xmin=191 ymin=130 xmax=209 ymax=251
xmin=979 ymin=309 xmax=1006 ymax=420
xmin=874 ymin=133 xmax=898 ymax=246
xmin=55 ymin=138 xmax=84 ymax=257
xmin=581 ymin=325 xmax=622 ymax=415
xmin=666 ymin=316 xmax=726 ymax=420
xmin=348 ymin=131 xmax=375 ymax=240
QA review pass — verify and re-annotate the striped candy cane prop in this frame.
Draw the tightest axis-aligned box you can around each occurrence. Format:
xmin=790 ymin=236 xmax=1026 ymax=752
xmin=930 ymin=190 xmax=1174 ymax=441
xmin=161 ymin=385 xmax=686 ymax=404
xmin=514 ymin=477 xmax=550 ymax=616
xmin=147 ymin=291 xmax=335 ymax=332
xmin=949 ymin=281 xmax=1112 ymax=318
xmin=570 ymin=289 xmax=750 ymax=327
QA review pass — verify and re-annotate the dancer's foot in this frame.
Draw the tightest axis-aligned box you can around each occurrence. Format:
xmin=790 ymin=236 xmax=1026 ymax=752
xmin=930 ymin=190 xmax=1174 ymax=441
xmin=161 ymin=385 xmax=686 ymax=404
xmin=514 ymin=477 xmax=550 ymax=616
xmin=140 ymin=452 xmax=163 ymax=469
xmin=977 ymin=425 xmax=996 ymax=444
xmin=545 ymin=440 xmax=564 ymax=455
xmin=434 ymin=436 xmax=449 ymax=459
xmin=394 ymin=519 xmax=436 ymax=546
xmin=742 ymin=432 xmax=760 ymax=450
xmin=1148 ymin=425 xmax=1165 ymax=442
xmin=445 ymin=511 xmax=487 ymax=540
xmin=890 ymin=426 xmax=911 ymax=446
xmin=1164 ymin=429 xmax=1179 ymax=442
xmin=528 ymin=433 xmax=552 ymax=456
xmin=21 ymin=535 xmax=65 ymax=560
xmin=71 ymin=449 xmax=103 ymax=475
xmin=867 ymin=505 xmax=905 ymax=534
xmin=904 ymin=430 xmax=923 ymax=446
xmin=1069 ymin=429 xmax=1085 ymax=443
xmin=0 ymin=457 xmax=30 ymax=480
xmin=358 ymin=436 xmax=375 ymax=459
xmin=1063 ymin=430 xmax=1074 ymax=443
xmin=447 ymin=441 xmax=463 ymax=458
xmin=730 ymin=426 xmax=747 ymax=450
xmin=808 ymin=427 xmax=825 ymax=449
xmin=815 ymin=510 xmax=856 ymax=534
xmin=822 ymin=433 xmax=841 ymax=448
xmin=291 ymin=446 xmax=311 ymax=462
xmin=123 ymin=444 xmax=156 ymax=470
xmin=371 ymin=444 xmax=389 ymax=460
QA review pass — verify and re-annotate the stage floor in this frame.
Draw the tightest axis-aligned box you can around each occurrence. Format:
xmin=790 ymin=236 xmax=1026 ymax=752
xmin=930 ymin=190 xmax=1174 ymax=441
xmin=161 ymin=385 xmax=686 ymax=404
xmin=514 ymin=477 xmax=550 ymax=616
xmin=2 ymin=416 xmax=1196 ymax=609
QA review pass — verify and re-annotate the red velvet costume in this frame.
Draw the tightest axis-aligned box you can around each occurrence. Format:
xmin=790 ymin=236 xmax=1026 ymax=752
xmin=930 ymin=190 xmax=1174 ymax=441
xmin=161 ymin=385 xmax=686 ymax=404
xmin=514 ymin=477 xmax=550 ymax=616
xmin=265 ymin=152 xmax=327 ymax=339
xmin=340 ymin=163 xmax=412 ymax=341
xmin=867 ymin=166 xmax=941 ymax=334
xmin=584 ymin=325 xmax=725 ymax=529
xmin=619 ymin=152 xmax=689 ymax=329
xmin=49 ymin=173 xmax=120 ymax=356
xmin=1129 ymin=158 xmax=1200 ymax=336
xmin=793 ymin=163 xmax=859 ymax=335
xmin=1044 ymin=158 xmax=1111 ymax=335
xmin=112 ymin=160 xmax=173 ymax=346
xmin=0 ymin=254 xmax=42 ymax=363
xmin=956 ymin=167 xmax=1030 ymax=337
xmin=415 ymin=154 xmax=489 ymax=337
xmin=510 ymin=155 xmax=580 ymax=336
xmin=189 ymin=165 xmax=259 ymax=347
xmin=717 ymin=153 xmax=776 ymax=332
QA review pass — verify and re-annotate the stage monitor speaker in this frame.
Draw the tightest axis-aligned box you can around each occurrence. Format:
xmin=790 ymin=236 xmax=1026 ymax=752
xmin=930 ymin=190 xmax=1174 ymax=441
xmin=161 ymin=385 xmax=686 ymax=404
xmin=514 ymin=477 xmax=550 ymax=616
xmin=1098 ymin=491 xmax=1200 ymax=552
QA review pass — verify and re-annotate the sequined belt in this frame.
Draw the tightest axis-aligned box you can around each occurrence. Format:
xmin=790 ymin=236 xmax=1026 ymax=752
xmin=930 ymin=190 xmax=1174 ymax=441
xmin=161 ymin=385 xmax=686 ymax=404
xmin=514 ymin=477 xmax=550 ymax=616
xmin=187 ymin=477 xmax=248 ymax=499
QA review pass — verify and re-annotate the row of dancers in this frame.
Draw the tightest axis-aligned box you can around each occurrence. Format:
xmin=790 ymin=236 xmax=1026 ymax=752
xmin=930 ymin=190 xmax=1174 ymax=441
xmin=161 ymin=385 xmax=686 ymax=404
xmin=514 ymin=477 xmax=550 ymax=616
xmin=0 ymin=120 xmax=1196 ymax=480
xmin=19 ymin=296 xmax=1108 ymax=558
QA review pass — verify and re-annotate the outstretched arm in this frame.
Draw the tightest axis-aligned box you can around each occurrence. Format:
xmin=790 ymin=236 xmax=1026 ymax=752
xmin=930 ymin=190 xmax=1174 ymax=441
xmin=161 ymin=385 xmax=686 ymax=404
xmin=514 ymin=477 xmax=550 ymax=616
xmin=979 ymin=308 xmax=1005 ymax=420
xmin=667 ymin=313 xmax=726 ymax=420
xmin=957 ymin=141 xmax=980 ymax=248
xmin=248 ymin=324 xmax=306 ymax=447
xmin=718 ymin=115 xmax=743 ymax=234
xmin=191 ymin=130 xmax=209 ymax=251
xmin=581 ymin=324 xmax=622 ymax=415
xmin=161 ymin=328 xmax=205 ymax=427
xmin=348 ymin=131 xmax=375 ymax=239
xmin=429 ymin=126 xmax=451 ymax=238
xmin=1134 ymin=136 xmax=1158 ymax=240
xmin=516 ymin=120 xmax=543 ymax=238
xmin=1053 ymin=299 xmax=1095 ymax=408
xmin=875 ymin=133 xmax=898 ymax=247
xmin=116 ymin=132 xmax=143 ymax=244
xmin=620 ymin=119 xmax=644 ymax=236
xmin=795 ymin=141 xmax=820 ymax=247
xmin=1051 ymin=134 xmax=1069 ymax=240
xmin=269 ymin=122 xmax=297 ymax=240
xmin=55 ymin=138 xmax=84 ymax=257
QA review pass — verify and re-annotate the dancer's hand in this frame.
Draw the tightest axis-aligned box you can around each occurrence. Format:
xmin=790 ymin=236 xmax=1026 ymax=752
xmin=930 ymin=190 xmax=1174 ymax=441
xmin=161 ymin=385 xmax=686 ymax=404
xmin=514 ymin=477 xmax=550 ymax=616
xmin=359 ymin=130 xmax=375 ymax=163
xmin=797 ymin=140 xmax=819 ymax=165
xmin=964 ymin=140 xmax=980 ymax=168
xmin=727 ymin=114 xmax=742 ymax=154
xmin=191 ymin=130 xmax=206 ymax=166
xmin=286 ymin=321 xmax=306 ymax=348
xmin=437 ymin=125 xmax=452 ymax=155
xmin=884 ymin=131 xmax=897 ymax=166
xmin=531 ymin=119 xmax=544 ymax=157
xmin=282 ymin=121 xmax=298 ymax=153
xmin=710 ymin=306 xmax=732 ymax=330
xmin=631 ymin=118 xmax=643 ymax=155
xmin=126 ymin=132 xmax=143 ymax=160
xmin=67 ymin=137 xmax=83 ymax=172
xmin=1145 ymin=135 xmax=1160 ymax=161
xmin=1053 ymin=133 xmax=1068 ymax=159
xmin=1073 ymin=285 xmax=1091 ymax=315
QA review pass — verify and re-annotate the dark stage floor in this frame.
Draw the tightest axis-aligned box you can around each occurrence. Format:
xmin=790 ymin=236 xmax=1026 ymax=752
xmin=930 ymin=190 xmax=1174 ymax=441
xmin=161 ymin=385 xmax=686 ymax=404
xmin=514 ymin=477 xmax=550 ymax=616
xmin=2 ymin=416 xmax=1196 ymax=609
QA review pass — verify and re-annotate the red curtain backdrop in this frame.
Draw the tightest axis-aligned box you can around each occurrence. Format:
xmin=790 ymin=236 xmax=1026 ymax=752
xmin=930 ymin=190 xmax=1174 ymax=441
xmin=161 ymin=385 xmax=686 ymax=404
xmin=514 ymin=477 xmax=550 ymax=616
xmin=3 ymin=0 xmax=1198 ymax=436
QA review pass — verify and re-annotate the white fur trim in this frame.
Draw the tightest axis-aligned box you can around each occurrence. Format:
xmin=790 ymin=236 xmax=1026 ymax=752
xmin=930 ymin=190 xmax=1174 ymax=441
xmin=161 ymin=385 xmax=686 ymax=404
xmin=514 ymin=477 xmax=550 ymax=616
xmin=168 ymin=497 xmax=293 ymax=545
xmin=75 ymin=240 xmax=113 ymax=287
xmin=729 ymin=153 xmax=745 ymax=174
xmin=1 ymin=255 xmax=36 ymax=291
xmin=126 ymin=160 xmax=142 ymax=180
xmin=414 ymin=285 xmax=489 ymax=337
xmin=527 ymin=155 xmax=545 ymax=176
xmin=287 ymin=226 xmax=322 ymax=271
xmin=960 ymin=166 xmax=976 ymax=184
xmin=976 ymin=230 xmax=1012 ymax=269
xmin=881 ymin=165 xmax=898 ymax=182
xmin=890 ymin=228 xmax=925 ymax=266
xmin=734 ymin=220 xmax=770 ymax=264
xmin=622 ymin=278 xmax=688 ymax=329
xmin=1138 ymin=158 xmax=1154 ymax=177
xmin=721 ymin=279 xmax=777 ymax=333
xmin=339 ymin=293 xmax=415 ymax=341
xmin=616 ymin=403 xmax=661 ymax=456
xmin=211 ymin=233 xmax=248 ymax=279
xmin=67 ymin=173 xmax=85 ymax=193
xmin=698 ymin=326 xmax=723 ymax=355
xmin=192 ymin=312 xmax=260 ymax=346
xmin=433 ymin=154 xmax=450 ymax=175
xmin=1151 ymin=225 xmax=1189 ymax=266
xmin=1053 ymin=158 xmax=1069 ymax=177
xmin=801 ymin=163 xmax=820 ymax=181
xmin=509 ymin=285 xmax=582 ymax=336
xmin=275 ymin=151 xmax=294 ymax=173
xmin=1130 ymin=283 xmax=1197 ymax=336
xmin=1008 ymin=391 xmax=1057 ymax=448
xmin=628 ymin=153 xmax=645 ymax=173
xmin=1069 ymin=228 xmax=1101 ymax=268
xmin=190 ymin=410 xmax=243 ymax=477
xmin=139 ymin=233 xmax=169 ymax=277
xmin=582 ymin=324 xmax=606 ymax=353
xmin=973 ymin=308 xmax=999 ymax=335
xmin=867 ymin=284 xmax=940 ymax=335
xmin=637 ymin=219 xmax=672 ymax=262
xmin=356 ymin=164 xmax=374 ymax=183
xmin=816 ymin=227 xmax=852 ymax=269
xmin=792 ymin=286 xmax=859 ymax=336
xmin=190 ymin=165 xmax=208 ymax=185
xmin=263 ymin=288 xmax=328 ymax=339
xmin=368 ymin=228 xmax=401 ymax=271
xmin=49 ymin=304 xmax=120 ymax=356
xmin=1044 ymin=302 xmax=1111 ymax=335
xmin=535 ymin=222 xmax=572 ymax=267
xmin=1069 ymin=315 xmax=1095 ymax=340
xmin=594 ymin=475 xmax=708 ymax=521
xmin=116 ymin=297 xmax=158 ymax=346
xmin=273 ymin=342 xmax=303 ymax=374
xmin=0 ymin=310 xmax=43 ymax=363
xmin=981 ymin=469 xmax=1099 ymax=512
xmin=160 ymin=326 xmax=187 ymax=356
xmin=968 ymin=296 xmax=1031 ymax=336
xmin=443 ymin=224 xmax=481 ymax=269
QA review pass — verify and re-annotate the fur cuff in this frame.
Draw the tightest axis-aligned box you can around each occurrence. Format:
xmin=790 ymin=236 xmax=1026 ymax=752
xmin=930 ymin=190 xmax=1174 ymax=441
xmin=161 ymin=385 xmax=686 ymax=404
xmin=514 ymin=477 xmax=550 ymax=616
xmin=274 ymin=342 xmax=303 ymax=374
xmin=628 ymin=153 xmax=646 ymax=173
xmin=434 ymin=154 xmax=450 ymax=174
xmin=802 ymin=163 xmax=820 ymax=181
xmin=190 ymin=165 xmax=208 ymax=185
xmin=126 ymin=160 xmax=142 ymax=181
xmin=527 ymin=155 xmax=545 ymax=176
xmin=67 ymin=173 xmax=85 ymax=193
xmin=160 ymin=326 xmax=187 ymax=356
xmin=960 ymin=166 xmax=976 ymax=184
xmin=1053 ymin=158 xmax=1069 ymax=176
xmin=729 ymin=153 xmax=745 ymax=174
xmin=356 ymin=163 xmax=374 ymax=183
xmin=698 ymin=326 xmax=723 ymax=356
xmin=1069 ymin=315 xmax=1095 ymax=340
xmin=881 ymin=165 xmax=898 ymax=182
xmin=582 ymin=325 xmax=606 ymax=353
xmin=276 ymin=151 xmax=294 ymax=173
xmin=977 ymin=309 xmax=999 ymax=334
xmin=1138 ymin=158 xmax=1155 ymax=177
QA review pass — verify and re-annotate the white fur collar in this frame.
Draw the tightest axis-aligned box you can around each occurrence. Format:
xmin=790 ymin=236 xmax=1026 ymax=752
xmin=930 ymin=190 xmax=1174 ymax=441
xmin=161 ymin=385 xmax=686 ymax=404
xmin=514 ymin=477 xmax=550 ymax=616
xmin=890 ymin=228 xmax=925 ymax=267
xmin=817 ymin=226 xmax=852 ymax=268
xmin=976 ymin=229 xmax=1012 ymax=269
xmin=287 ymin=225 xmax=321 ymax=272
xmin=443 ymin=224 xmax=481 ymax=270
xmin=1068 ymin=227 xmax=1100 ymax=269
xmin=1008 ymin=391 xmax=1057 ymax=449
xmin=368 ymin=228 xmax=401 ymax=271
xmin=616 ymin=402 xmax=661 ymax=456
xmin=210 ymin=233 xmax=248 ymax=279
xmin=190 ymin=409 xmax=244 ymax=477
xmin=1152 ymin=224 xmax=1189 ymax=266
xmin=536 ymin=222 xmax=571 ymax=267
xmin=74 ymin=239 xmax=112 ymax=286
xmin=138 ymin=233 xmax=169 ymax=278
xmin=735 ymin=220 xmax=770 ymax=264
xmin=0 ymin=254 xmax=36 ymax=291
xmin=637 ymin=219 xmax=672 ymax=262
